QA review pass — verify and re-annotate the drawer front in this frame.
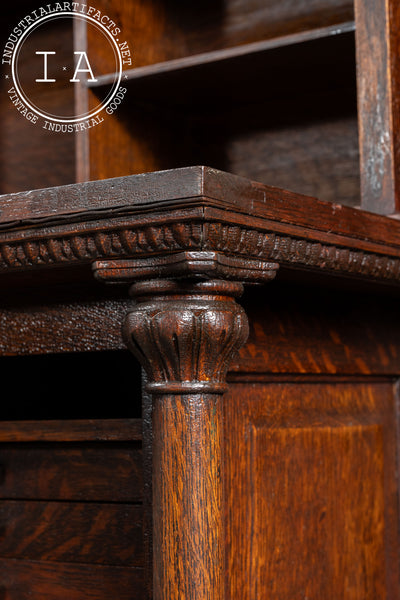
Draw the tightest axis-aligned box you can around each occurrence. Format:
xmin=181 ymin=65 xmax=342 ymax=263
xmin=0 ymin=501 xmax=144 ymax=567
xmin=0 ymin=559 xmax=144 ymax=599
xmin=0 ymin=443 xmax=143 ymax=502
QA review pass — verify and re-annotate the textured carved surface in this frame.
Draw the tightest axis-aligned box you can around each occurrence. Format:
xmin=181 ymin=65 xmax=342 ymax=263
xmin=124 ymin=279 xmax=248 ymax=394
xmin=1 ymin=214 xmax=400 ymax=284
xmin=0 ymin=220 xmax=203 ymax=271
xmin=203 ymin=222 xmax=400 ymax=280
xmin=2 ymin=167 xmax=400 ymax=284
xmin=94 ymin=251 xmax=279 ymax=284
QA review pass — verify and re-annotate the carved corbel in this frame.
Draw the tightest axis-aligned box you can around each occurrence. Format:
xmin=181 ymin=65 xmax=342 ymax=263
xmin=93 ymin=250 xmax=278 ymax=600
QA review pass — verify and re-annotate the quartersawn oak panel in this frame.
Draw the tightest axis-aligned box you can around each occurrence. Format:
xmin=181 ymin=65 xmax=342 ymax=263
xmin=0 ymin=559 xmax=144 ymax=599
xmin=232 ymin=282 xmax=400 ymax=375
xmin=0 ymin=444 xmax=143 ymax=502
xmin=224 ymin=382 xmax=400 ymax=599
xmin=0 ymin=501 xmax=144 ymax=566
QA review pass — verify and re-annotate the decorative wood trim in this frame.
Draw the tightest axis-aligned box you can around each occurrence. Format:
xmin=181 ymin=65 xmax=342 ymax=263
xmin=2 ymin=167 xmax=400 ymax=286
xmin=124 ymin=279 xmax=249 ymax=393
xmin=93 ymin=251 xmax=279 ymax=284
xmin=0 ymin=214 xmax=399 ymax=285
xmin=121 ymin=278 xmax=250 ymax=600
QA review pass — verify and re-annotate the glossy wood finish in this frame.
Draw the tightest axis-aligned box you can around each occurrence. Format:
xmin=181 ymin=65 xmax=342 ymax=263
xmin=355 ymin=0 xmax=400 ymax=214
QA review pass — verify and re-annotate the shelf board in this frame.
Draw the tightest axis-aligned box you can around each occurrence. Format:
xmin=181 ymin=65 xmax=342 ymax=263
xmin=0 ymin=419 xmax=142 ymax=442
xmin=87 ymin=21 xmax=357 ymax=117
xmin=89 ymin=21 xmax=355 ymax=89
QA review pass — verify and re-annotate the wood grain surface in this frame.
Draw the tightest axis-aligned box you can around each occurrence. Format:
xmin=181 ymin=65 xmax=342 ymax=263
xmin=224 ymin=381 xmax=400 ymax=599
xmin=232 ymin=281 xmax=400 ymax=375
xmin=0 ymin=444 xmax=143 ymax=502
xmin=0 ymin=419 xmax=142 ymax=442
xmin=152 ymin=393 xmax=224 ymax=600
xmin=355 ymin=0 xmax=400 ymax=214
xmin=85 ymin=23 xmax=358 ymax=204
xmin=86 ymin=0 xmax=353 ymax=69
xmin=0 ymin=559 xmax=144 ymax=599
xmin=0 ymin=501 xmax=144 ymax=566
xmin=123 ymin=279 xmax=249 ymax=600
xmin=6 ymin=280 xmax=400 ymax=377
xmin=0 ymin=12 xmax=75 ymax=194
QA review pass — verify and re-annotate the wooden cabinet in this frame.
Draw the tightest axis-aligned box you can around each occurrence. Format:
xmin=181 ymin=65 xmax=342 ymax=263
xmin=1 ymin=1 xmax=400 ymax=599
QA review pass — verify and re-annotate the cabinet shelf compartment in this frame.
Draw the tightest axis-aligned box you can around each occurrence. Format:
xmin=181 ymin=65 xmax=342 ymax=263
xmin=84 ymin=24 xmax=359 ymax=207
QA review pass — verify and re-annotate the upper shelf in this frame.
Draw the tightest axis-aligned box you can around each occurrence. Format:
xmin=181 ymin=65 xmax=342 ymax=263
xmin=86 ymin=22 xmax=356 ymax=116
xmin=89 ymin=21 xmax=355 ymax=89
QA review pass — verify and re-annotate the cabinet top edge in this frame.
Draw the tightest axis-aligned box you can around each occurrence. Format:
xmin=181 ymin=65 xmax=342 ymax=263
xmin=0 ymin=166 xmax=399 ymax=248
xmin=1 ymin=166 xmax=400 ymax=286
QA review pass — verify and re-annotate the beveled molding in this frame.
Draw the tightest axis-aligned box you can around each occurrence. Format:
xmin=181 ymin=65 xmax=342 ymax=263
xmin=93 ymin=251 xmax=279 ymax=284
xmin=1 ymin=166 xmax=400 ymax=283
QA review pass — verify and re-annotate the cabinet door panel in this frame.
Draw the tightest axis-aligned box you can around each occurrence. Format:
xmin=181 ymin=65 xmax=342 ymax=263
xmin=225 ymin=382 xmax=400 ymax=599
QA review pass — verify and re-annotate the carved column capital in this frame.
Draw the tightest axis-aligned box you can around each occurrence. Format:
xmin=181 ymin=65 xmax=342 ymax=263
xmin=123 ymin=279 xmax=248 ymax=395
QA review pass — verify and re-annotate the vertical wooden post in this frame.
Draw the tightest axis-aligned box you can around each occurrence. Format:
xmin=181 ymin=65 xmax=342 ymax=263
xmin=123 ymin=279 xmax=249 ymax=600
xmin=354 ymin=0 xmax=400 ymax=214
xmin=93 ymin=250 xmax=278 ymax=599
